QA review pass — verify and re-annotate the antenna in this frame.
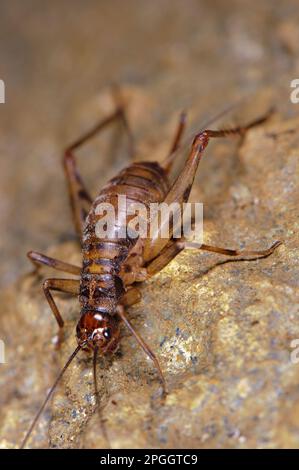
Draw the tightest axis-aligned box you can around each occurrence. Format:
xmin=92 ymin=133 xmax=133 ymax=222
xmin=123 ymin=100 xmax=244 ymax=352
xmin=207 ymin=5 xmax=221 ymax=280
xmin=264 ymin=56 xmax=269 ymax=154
xmin=20 ymin=344 xmax=82 ymax=449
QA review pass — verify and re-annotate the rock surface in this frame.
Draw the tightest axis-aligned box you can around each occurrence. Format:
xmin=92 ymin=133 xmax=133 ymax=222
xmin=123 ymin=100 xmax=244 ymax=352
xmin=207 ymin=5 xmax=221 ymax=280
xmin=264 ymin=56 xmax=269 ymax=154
xmin=1 ymin=109 xmax=299 ymax=449
xmin=1 ymin=0 xmax=299 ymax=449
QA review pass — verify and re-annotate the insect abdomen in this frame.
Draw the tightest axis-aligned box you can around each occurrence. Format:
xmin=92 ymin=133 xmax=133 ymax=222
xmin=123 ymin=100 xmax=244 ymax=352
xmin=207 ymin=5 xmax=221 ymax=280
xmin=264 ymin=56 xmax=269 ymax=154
xmin=80 ymin=161 xmax=169 ymax=309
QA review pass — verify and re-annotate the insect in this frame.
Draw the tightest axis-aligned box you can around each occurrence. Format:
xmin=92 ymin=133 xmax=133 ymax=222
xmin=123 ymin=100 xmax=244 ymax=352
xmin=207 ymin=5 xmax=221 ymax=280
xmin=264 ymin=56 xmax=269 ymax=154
xmin=21 ymin=91 xmax=281 ymax=448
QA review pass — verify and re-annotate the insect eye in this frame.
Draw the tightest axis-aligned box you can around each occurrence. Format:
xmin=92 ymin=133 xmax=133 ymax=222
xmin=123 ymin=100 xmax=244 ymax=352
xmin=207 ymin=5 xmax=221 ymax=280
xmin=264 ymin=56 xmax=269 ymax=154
xmin=103 ymin=328 xmax=111 ymax=340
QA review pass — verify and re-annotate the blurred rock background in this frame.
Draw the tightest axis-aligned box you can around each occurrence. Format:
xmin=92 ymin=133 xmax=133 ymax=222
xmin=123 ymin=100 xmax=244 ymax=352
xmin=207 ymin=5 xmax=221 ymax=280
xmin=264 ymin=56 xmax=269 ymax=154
xmin=0 ymin=0 xmax=299 ymax=449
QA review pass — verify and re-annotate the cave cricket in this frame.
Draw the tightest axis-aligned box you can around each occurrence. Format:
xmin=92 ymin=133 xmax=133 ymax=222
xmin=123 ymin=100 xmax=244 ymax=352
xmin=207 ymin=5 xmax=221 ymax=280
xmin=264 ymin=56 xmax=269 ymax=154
xmin=21 ymin=89 xmax=281 ymax=448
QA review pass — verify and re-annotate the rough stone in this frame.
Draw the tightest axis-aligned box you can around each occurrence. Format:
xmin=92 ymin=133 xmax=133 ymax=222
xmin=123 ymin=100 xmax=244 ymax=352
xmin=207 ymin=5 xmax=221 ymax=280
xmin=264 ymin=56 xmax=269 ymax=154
xmin=1 ymin=0 xmax=299 ymax=450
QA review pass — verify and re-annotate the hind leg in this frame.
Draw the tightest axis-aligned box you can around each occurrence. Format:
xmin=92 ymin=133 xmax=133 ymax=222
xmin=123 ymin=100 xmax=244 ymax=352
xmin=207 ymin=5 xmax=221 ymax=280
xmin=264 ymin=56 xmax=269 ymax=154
xmin=64 ymin=94 xmax=134 ymax=240
xmin=143 ymin=111 xmax=273 ymax=262
xmin=162 ymin=112 xmax=187 ymax=173
xmin=188 ymin=241 xmax=282 ymax=258
xmin=116 ymin=304 xmax=166 ymax=395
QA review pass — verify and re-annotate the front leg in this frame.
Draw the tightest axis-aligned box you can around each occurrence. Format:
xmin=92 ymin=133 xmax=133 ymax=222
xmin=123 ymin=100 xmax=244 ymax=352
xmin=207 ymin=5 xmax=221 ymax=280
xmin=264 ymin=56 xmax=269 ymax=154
xmin=43 ymin=278 xmax=80 ymax=347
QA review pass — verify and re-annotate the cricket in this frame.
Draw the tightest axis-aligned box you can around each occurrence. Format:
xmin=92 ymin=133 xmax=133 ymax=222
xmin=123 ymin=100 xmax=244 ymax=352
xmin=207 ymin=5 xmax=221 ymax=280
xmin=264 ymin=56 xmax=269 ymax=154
xmin=21 ymin=91 xmax=281 ymax=448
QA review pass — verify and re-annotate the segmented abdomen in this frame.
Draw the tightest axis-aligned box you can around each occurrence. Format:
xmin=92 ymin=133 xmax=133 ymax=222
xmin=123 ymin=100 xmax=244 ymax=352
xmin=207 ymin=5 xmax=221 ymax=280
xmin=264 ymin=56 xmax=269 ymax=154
xmin=80 ymin=161 xmax=169 ymax=311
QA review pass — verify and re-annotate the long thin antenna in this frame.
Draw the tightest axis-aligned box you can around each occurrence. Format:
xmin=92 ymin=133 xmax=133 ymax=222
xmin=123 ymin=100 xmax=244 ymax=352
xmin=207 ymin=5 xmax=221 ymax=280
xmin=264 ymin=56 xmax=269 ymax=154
xmin=93 ymin=346 xmax=99 ymax=401
xmin=93 ymin=347 xmax=111 ymax=448
xmin=20 ymin=344 xmax=82 ymax=449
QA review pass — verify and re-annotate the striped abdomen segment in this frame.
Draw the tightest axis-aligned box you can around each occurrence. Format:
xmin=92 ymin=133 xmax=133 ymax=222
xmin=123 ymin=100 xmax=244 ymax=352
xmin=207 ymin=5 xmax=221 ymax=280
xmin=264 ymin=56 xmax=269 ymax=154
xmin=80 ymin=161 xmax=169 ymax=310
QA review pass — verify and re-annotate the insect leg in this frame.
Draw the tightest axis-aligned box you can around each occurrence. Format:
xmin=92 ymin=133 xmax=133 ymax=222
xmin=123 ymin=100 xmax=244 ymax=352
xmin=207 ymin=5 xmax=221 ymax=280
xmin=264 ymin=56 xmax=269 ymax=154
xmin=27 ymin=250 xmax=81 ymax=275
xmin=143 ymin=131 xmax=209 ymax=261
xmin=116 ymin=305 xmax=166 ymax=395
xmin=64 ymin=147 xmax=92 ymax=240
xmin=111 ymin=84 xmax=135 ymax=159
xmin=64 ymin=104 xmax=134 ymax=240
xmin=163 ymin=112 xmax=187 ymax=173
xmin=200 ymin=108 xmax=273 ymax=139
xmin=43 ymin=278 xmax=80 ymax=346
xmin=191 ymin=240 xmax=282 ymax=259
xmin=145 ymin=239 xmax=185 ymax=276
xmin=120 ymin=287 xmax=142 ymax=307
xmin=144 ymin=111 xmax=273 ymax=262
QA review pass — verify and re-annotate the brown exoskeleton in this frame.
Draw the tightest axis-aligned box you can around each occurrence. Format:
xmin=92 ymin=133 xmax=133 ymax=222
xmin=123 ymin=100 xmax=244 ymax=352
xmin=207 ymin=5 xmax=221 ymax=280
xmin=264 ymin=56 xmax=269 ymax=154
xmin=21 ymin=92 xmax=281 ymax=448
